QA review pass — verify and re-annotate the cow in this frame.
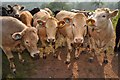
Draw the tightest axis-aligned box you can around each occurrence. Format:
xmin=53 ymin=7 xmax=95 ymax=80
xmin=114 ymin=17 xmax=120 ymax=52
xmin=29 ymin=7 xmax=40 ymax=16
xmin=86 ymin=8 xmax=119 ymax=64
xmin=0 ymin=6 xmax=12 ymax=16
xmin=7 ymin=4 xmax=25 ymax=18
xmin=56 ymin=10 xmax=87 ymax=63
xmin=19 ymin=11 xmax=33 ymax=27
xmin=33 ymin=10 xmax=64 ymax=58
xmin=71 ymin=9 xmax=93 ymax=18
xmin=0 ymin=16 xmax=40 ymax=73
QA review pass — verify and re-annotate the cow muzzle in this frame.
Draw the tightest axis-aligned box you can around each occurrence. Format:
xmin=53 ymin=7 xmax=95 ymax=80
xmin=30 ymin=52 xmax=40 ymax=60
xmin=14 ymin=14 xmax=20 ymax=18
xmin=74 ymin=38 xmax=84 ymax=44
xmin=47 ymin=38 xmax=55 ymax=45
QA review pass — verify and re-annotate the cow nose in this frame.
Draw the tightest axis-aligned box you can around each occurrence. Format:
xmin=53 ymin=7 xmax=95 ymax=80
xmin=14 ymin=14 xmax=19 ymax=18
xmin=47 ymin=38 xmax=55 ymax=43
xmin=74 ymin=38 xmax=84 ymax=43
xmin=33 ymin=53 xmax=40 ymax=60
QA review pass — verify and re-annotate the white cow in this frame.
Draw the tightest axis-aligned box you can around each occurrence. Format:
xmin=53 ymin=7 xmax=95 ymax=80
xmin=86 ymin=8 xmax=118 ymax=64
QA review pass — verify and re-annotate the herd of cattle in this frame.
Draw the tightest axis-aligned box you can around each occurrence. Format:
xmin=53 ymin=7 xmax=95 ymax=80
xmin=0 ymin=4 xmax=119 ymax=73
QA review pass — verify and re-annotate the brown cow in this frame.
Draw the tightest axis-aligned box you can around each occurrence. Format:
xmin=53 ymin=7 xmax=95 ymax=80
xmin=20 ymin=11 xmax=33 ymax=27
xmin=33 ymin=9 xmax=64 ymax=58
xmin=0 ymin=16 xmax=40 ymax=73
xmin=56 ymin=10 xmax=87 ymax=63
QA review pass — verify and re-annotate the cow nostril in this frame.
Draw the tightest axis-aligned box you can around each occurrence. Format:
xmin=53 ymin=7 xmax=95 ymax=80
xmin=53 ymin=39 xmax=55 ymax=42
xmin=75 ymin=38 xmax=83 ymax=43
xmin=33 ymin=53 xmax=40 ymax=60
xmin=75 ymin=39 xmax=78 ymax=42
xmin=47 ymin=39 xmax=50 ymax=42
xmin=14 ymin=14 xmax=19 ymax=17
xmin=48 ymin=38 xmax=55 ymax=43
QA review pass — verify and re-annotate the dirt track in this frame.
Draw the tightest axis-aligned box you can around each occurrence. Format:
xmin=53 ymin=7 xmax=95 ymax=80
xmin=30 ymin=47 xmax=119 ymax=78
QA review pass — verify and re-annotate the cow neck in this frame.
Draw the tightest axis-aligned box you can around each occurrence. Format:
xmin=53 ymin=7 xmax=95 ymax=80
xmin=84 ymin=25 xmax=91 ymax=37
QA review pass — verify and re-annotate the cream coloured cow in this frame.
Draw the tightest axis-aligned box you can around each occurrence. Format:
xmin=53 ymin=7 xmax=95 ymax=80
xmin=56 ymin=10 xmax=87 ymax=63
xmin=86 ymin=8 xmax=119 ymax=64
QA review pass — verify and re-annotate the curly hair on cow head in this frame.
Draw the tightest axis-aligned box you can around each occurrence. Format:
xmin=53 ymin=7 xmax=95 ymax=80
xmin=95 ymin=8 xmax=111 ymax=13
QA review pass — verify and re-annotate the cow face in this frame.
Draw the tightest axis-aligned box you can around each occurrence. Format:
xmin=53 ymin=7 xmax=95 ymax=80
xmin=64 ymin=13 xmax=86 ymax=44
xmin=8 ymin=4 xmax=25 ymax=18
xmin=37 ymin=17 xmax=65 ymax=44
xmin=86 ymin=8 xmax=118 ymax=28
xmin=12 ymin=27 xmax=40 ymax=59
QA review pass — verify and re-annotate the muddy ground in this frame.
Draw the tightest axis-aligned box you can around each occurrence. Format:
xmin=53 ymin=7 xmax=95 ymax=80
xmin=31 ymin=47 xmax=119 ymax=78
xmin=2 ymin=46 xmax=119 ymax=78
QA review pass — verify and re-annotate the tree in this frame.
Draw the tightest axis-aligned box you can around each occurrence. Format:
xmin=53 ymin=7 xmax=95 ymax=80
xmin=118 ymin=1 xmax=120 ymax=9
xmin=40 ymin=2 xmax=71 ymax=12
xmin=92 ymin=0 xmax=104 ymax=8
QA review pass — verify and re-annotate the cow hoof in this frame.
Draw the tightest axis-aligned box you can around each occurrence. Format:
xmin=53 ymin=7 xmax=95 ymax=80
xmin=12 ymin=68 xmax=16 ymax=75
xmin=75 ymin=57 xmax=79 ymax=60
xmin=43 ymin=55 xmax=47 ymax=59
xmin=88 ymin=58 xmax=93 ymax=63
xmin=20 ymin=59 xmax=25 ymax=63
xmin=65 ymin=61 xmax=70 ymax=64
xmin=103 ymin=59 xmax=108 ymax=64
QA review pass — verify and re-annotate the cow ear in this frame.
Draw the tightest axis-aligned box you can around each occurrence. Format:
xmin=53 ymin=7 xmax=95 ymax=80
xmin=12 ymin=32 xmax=22 ymax=40
xmin=63 ymin=17 xmax=72 ymax=24
xmin=86 ymin=19 xmax=95 ymax=26
xmin=57 ymin=21 xmax=65 ymax=28
xmin=7 ymin=5 xmax=12 ymax=9
xmin=20 ymin=6 xmax=25 ymax=10
xmin=37 ymin=20 xmax=45 ymax=27
xmin=109 ymin=9 xmax=119 ymax=18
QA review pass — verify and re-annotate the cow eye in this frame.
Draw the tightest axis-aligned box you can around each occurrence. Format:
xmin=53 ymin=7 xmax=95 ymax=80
xmin=72 ymin=24 xmax=75 ymax=26
xmin=102 ymin=15 xmax=106 ymax=18
xmin=25 ymin=41 xmax=29 ymax=44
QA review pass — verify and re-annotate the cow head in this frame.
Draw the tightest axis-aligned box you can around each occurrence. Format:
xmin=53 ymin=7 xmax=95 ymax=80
xmin=7 ymin=4 xmax=25 ymax=18
xmin=30 ymin=7 xmax=40 ymax=15
xmin=12 ymin=27 xmax=40 ymax=59
xmin=37 ymin=17 xmax=65 ymax=44
xmin=64 ymin=13 xmax=87 ymax=44
xmin=86 ymin=8 xmax=119 ymax=28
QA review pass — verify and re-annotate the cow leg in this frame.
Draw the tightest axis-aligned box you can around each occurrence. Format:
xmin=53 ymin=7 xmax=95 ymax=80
xmin=66 ymin=49 xmax=72 ymax=64
xmin=43 ymin=47 xmax=47 ymax=59
xmin=66 ymin=38 xmax=72 ymax=64
xmin=52 ymin=45 xmax=57 ymax=58
xmin=3 ymin=47 xmax=16 ymax=73
xmin=75 ymin=47 xmax=80 ymax=60
xmin=118 ymin=41 xmax=120 ymax=51
xmin=114 ymin=37 xmax=120 ymax=52
xmin=41 ymin=40 xmax=47 ymax=59
xmin=88 ymin=49 xmax=95 ymax=63
xmin=103 ymin=50 xmax=108 ymax=64
xmin=18 ymin=53 xmax=24 ymax=63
